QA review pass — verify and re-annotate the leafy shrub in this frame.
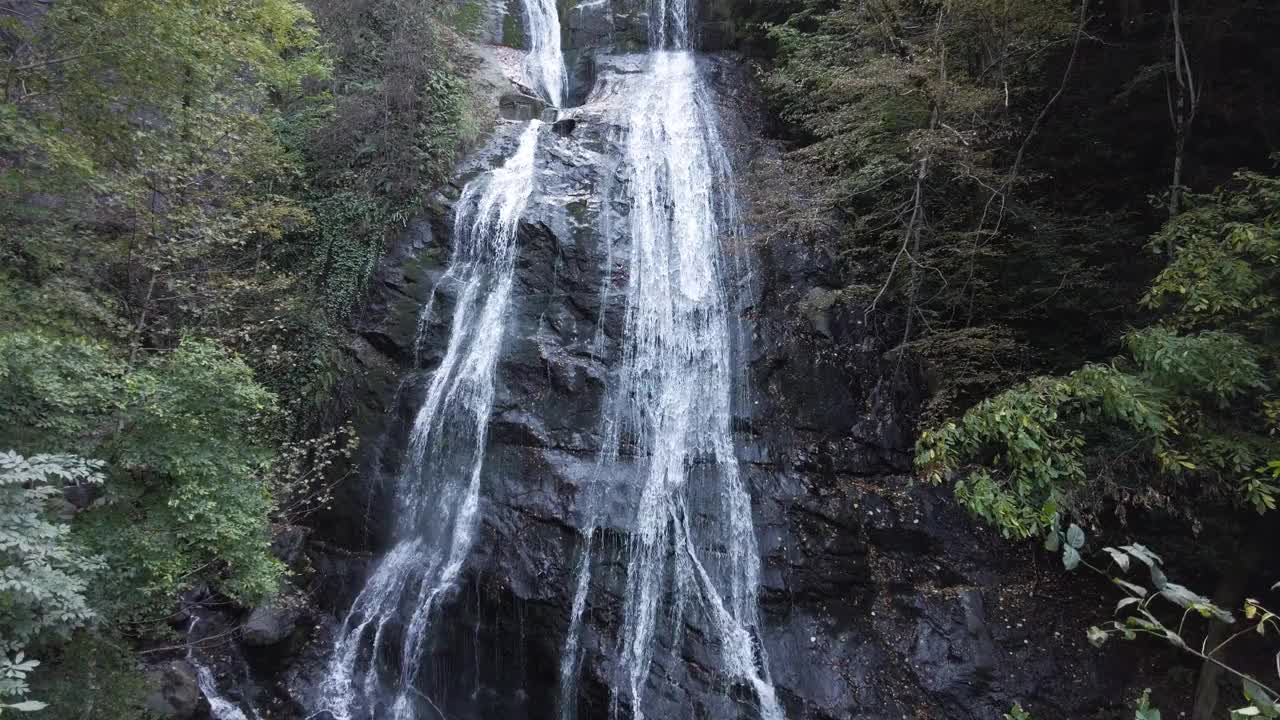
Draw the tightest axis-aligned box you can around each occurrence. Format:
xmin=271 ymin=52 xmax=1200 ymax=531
xmin=0 ymin=452 xmax=105 ymax=713
xmin=0 ymin=332 xmax=282 ymax=618
xmin=919 ymin=172 xmax=1280 ymax=535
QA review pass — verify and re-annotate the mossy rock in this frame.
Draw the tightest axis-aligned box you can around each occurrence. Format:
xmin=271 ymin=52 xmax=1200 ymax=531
xmin=502 ymin=0 xmax=526 ymax=47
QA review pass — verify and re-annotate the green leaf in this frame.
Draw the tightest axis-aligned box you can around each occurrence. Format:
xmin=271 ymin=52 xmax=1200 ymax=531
xmin=8 ymin=701 xmax=49 ymax=712
xmin=1066 ymin=523 xmax=1086 ymax=549
xmin=1004 ymin=703 xmax=1032 ymax=720
xmin=1137 ymin=705 xmax=1163 ymax=720
xmin=1159 ymin=583 xmax=1234 ymax=623
xmin=1116 ymin=597 xmax=1141 ymax=613
xmin=1044 ymin=531 xmax=1060 ymax=552
xmin=1242 ymin=680 xmax=1280 ymax=716
xmin=1114 ymin=579 xmax=1149 ymax=598
xmin=1063 ymin=545 xmax=1081 ymax=571
xmin=1135 ymin=689 xmax=1162 ymax=720
xmin=1122 ymin=544 xmax=1163 ymax=568
xmin=1150 ymin=564 xmax=1169 ymax=590
xmin=1104 ymin=547 xmax=1131 ymax=572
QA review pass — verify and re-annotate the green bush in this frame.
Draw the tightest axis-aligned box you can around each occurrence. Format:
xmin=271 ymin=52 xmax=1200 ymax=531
xmin=918 ymin=171 xmax=1280 ymax=534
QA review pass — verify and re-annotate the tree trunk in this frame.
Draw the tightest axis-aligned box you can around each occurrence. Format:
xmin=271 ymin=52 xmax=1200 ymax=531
xmin=1190 ymin=528 xmax=1262 ymax=720
xmin=1170 ymin=133 xmax=1186 ymax=217
xmin=1166 ymin=0 xmax=1197 ymax=219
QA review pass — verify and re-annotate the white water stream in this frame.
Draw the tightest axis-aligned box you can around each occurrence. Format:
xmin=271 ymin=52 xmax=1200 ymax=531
xmin=556 ymin=5 xmax=782 ymax=719
xmin=318 ymin=0 xmax=780 ymax=716
xmin=187 ymin=619 xmax=261 ymax=720
xmin=523 ymin=0 xmax=567 ymax=106
xmin=319 ymin=120 xmax=542 ymax=720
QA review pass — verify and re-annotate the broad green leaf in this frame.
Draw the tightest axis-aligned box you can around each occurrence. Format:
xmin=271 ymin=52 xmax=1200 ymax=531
xmin=1063 ymin=545 xmax=1081 ymax=571
xmin=1067 ymin=523 xmax=1086 ymax=549
xmin=1114 ymin=578 xmax=1149 ymax=598
xmin=1159 ymin=583 xmax=1234 ymax=623
xmin=1135 ymin=688 xmax=1162 ymax=720
xmin=1150 ymin=565 xmax=1169 ymax=590
xmin=1122 ymin=544 xmax=1163 ymax=567
xmin=1104 ymin=547 xmax=1131 ymax=572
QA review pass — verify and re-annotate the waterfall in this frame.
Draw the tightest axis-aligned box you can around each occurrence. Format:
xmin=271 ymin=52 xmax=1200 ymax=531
xmin=523 ymin=0 xmax=567 ymax=107
xmin=557 ymin=1 xmax=783 ymax=718
xmin=319 ymin=120 xmax=543 ymax=720
xmin=316 ymin=0 xmax=781 ymax=715
xmin=187 ymin=619 xmax=261 ymax=720
xmin=194 ymin=662 xmax=256 ymax=720
xmin=611 ymin=49 xmax=780 ymax=719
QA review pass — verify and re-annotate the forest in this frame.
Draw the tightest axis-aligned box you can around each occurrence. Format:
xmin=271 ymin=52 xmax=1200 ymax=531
xmin=0 ymin=0 xmax=1276 ymax=718
xmin=742 ymin=0 xmax=1279 ymax=716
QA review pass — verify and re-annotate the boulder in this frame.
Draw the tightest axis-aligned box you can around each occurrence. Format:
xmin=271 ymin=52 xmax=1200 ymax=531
xmin=270 ymin=524 xmax=311 ymax=573
xmin=144 ymin=660 xmax=202 ymax=719
xmin=241 ymin=600 xmax=302 ymax=647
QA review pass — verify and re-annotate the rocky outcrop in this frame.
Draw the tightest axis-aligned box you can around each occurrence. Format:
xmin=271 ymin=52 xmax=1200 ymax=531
xmin=145 ymin=660 xmax=204 ymax=719
xmin=244 ymin=45 xmax=1130 ymax=719
xmin=241 ymin=601 xmax=303 ymax=647
xmin=188 ymin=5 xmax=1150 ymax=720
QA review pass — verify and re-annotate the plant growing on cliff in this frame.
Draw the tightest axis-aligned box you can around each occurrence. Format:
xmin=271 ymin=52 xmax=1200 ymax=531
xmin=0 ymin=332 xmax=284 ymax=714
xmin=0 ymin=452 xmax=105 ymax=714
xmin=1039 ymin=524 xmax=1280 ymax=719
xmin=918 ymin=171 xmax=1280 ymax=536
xmin=755 ymin=0 xmax=1144 ymax=418
xmin=919 ymin=170 xmax=1279 ymax=717
xmin=298 ymin=0 xmax=477 ymax=322
xmin=0 ymin=332 xmax=282 ymax=617
xmin=0 ymin=0 xmax=475 ymax=711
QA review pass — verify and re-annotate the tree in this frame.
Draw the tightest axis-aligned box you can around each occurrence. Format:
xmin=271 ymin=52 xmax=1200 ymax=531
xmin=0 ymin=332 xmax=283 ymax=618
xmin=919 ymin=170 xmax=1279 ymax=717
xmin=918 ymin=171 xmax=1279 ymax=534
xmin=0 ymin=0 xmax=477 ymax=711
xmin=756 ymin=0 xmax=1124 ymax=419
xmin=0 ymin=452 xmax=105 ymax=714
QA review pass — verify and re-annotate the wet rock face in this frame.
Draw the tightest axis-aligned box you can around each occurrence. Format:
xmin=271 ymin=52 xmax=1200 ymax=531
xmin=269 ymin=49 xmax=1125 ymax=720
xmin=227 ymin=14 xmax=1132 ymax=720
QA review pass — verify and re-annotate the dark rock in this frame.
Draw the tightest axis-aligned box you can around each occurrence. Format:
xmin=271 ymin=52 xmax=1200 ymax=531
xmin=144 ymin=660 xmax=203 ymax=719
xmin=499 ymin=91 xmax=549 ymax=121
xmin=241 ymin=601 xmax=302 ymax=647
xmin=233 ymin=9 xmax=1144 ymax=720
xmin=271 ymin=525 xmax=311 ymax=572
xmin=910 ymin=589 xmax=998 ymax=699
xmin=62 ymin=482 xmax=99 ymax=511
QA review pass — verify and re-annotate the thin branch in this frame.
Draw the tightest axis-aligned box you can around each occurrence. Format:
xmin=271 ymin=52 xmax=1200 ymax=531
xmin=958 ymin=0 xmax=1090 ymax=325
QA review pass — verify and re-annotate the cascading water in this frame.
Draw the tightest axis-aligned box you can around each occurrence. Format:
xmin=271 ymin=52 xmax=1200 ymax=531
xmin=557 ymin=3 xmax=783 ymax=719
xmin=187 ymin=619 xmax=261 ymax=720
xmin=194 ymin=661 xmax=257 ymax=720
xmin=316 ymin=2 xmax=568 ymax=715
xmin=319 ymin=120 xmax=543 ymax=720
xmin=523 ymin=0 xmax=567 ymax=106
xmin=317 ymin=0 xmax=780 ymax=715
